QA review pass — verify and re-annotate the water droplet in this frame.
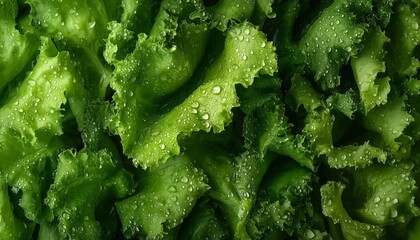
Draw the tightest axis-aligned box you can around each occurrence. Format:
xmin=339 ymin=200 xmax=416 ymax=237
xmin=159 ymin=143 xmax=166 ymax=150
xmin=373 ymin=196 xmax=381 ymax=203
xmin=391 ymin=209 xmax=398 ymax=218
xmin=191 ymin=102 xmax=199 ymax=108
xmin=62 ymin=212 xmax=70 ymax=220
xmin=242 ymin=55 xmax=247 ymax=61
xmin=168 ymin=186 xmax=176 ymax=192
xmin=181 ymin=176 xmax=189 ymax=183
xmin=326 ymin=199 xmax=332 ymax=206
xmin=202 ymin=113 xmax=209 ymax=120
xmin=212 ymin=86 xmax=221 ymax=94
xmin=88 ymin=20 xmax=96 ymax=28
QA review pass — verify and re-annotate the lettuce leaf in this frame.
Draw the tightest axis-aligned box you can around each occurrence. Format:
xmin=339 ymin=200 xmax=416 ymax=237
xmin=116 ymin=155 xmax=209 ymax=239
xmin=112 ymin=21 xmax=276 ymax=169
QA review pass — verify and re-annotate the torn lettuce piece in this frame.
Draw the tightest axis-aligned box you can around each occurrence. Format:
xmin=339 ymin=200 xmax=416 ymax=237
xmin=114 ymin=22 xmax=276 ymax=169
xmin=26 ymin=0 xmax=114 ymax=49
xmin=116 ymin=154 xmax=209 ymax=239
xmin=297 ymin=0 xmax=371 ymax=89
xmin=0 ymin=179 xmax=35 ymax=240
xmin=348 ymin=163 xmax=420 ymax=225
xmin=178 ymin=198 xmax=229 ymax=240
xmin=45 ymin=149 xmax=135 ymax=240
xmin=321 ymin=181 xmax=384 ymax=240
xmin=351 ymin=29 xmax=390 ymax=114
xmin=248 ymin=161 xmax=329 ymax=239
xmin=0 ymin=0 xmax=39 ymax=94
xmin=0 ymin=37 xmax=85 ymax=222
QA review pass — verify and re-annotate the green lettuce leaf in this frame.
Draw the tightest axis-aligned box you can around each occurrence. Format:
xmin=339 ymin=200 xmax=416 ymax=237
xmin=297 ymin=0 xmax=371 ymax=89
xmin=386 ymin=3 xmax=420 ymax=76
xmin=363 ymin=95 xmax=414 ymax=160
xmin=207 ymin=0 xmax=256 ymax=31
xmin=190 ymin=148 xmax=272 ymax=239
xmin=113 ymin=21 xmax=276 ymax=169
xmin=0 ymin=0 xmax=39 ymax=94
xmin=321 ymin=181 xmax=384 ymax=240
xmin=116 ymin=154 xmax=209 ymax=239
xmin=351 ymin=29 xmax=390 ymax=114
xmin=45 ymin=149 xmax=135 ymax=239
xmin=26 ymin=0 xmax=115 ymax=99
xmin=349 ymin=163 xmax=420 ymax=225
xmin=0 ymin=179 xmax=35 ymax=240
xmin=286 ymin=75 xmax=387 ymax=169
xmin=239 ymin=75 xmax=314 ymax=170
xmin=178 ymin=198 xmax=229 ymax=240
xmin=0 ymin=37 xmax=85 ymax=222
xmin=248 ymin=161 xmax=329 ymax=239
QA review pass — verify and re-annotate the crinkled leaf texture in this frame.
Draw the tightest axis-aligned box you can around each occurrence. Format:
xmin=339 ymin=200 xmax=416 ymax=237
xmin=0 ymin=37 xmax=85 ymax=222
xmin=45 ymin=149 xmax=135 ymax=239
xmin=321 ymin=181 xmax=384 ymax=240
xmin=0 ymin=179 xmax=34 ymax=240
xmin=297 ymin=0 xmax=371 ymax=89
xmin=351 ymin=29 xmax=390 ymax=114
xmin=112 ymin=21 xmax=277 ymax=169
xmin=321 ymin=162 xmax=420 ymax=240
xmin=0 ymin=0 xmax=39 ymax=93
xmin=189 ymin=148 xmax=272 ymax=239
xmin=249 ymin=161 xmax=329 ymax=239
xmin=286 ymin=75 xmax=387 ymax=169
xmin=116 ymin=154 xmax=209 ymax=239
xmin=26 ymin=0 xmax=115 ymax=99
xmin=178 ymin=198 xmax=229 ymax=240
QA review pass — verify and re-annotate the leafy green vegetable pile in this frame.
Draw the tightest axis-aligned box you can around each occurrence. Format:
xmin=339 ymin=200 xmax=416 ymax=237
xmin=2 ymin=0 xmax=420 ymax=239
